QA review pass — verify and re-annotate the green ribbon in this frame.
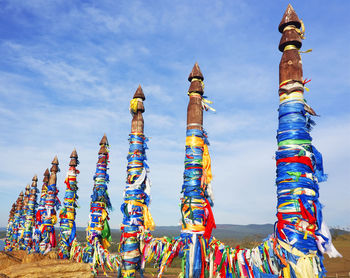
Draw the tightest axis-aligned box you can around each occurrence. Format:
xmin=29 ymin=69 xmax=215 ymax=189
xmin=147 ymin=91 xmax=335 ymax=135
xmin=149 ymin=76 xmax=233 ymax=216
xmin=287 ymin=171 xmax=302 ymax=181
xmin=101 ymin=220 xmax=111 ymax=242
xmin=278 ymin=139 xmax=311 ymax=146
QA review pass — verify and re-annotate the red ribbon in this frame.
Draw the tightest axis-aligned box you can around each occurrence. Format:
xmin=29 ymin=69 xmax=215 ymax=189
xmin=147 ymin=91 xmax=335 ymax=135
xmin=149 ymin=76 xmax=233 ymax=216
xmin=276 ymin=156 xmax=314 ymax=172
xmin=203 ymin=199 xmax=216 ymax=239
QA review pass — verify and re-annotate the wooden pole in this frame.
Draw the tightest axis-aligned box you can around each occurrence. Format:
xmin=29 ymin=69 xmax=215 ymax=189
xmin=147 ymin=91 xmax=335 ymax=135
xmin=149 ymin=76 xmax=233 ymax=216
xmin=58 ymin=149 xmax=80 ymax=259
xmin=121 ymin=85 xmax=153 ymax=277
xmin=131 ymin=84 xmax=145 ymax=134
xmin=4 ymin=202 xmax=16 ymax=250
xmin=278 ymin=4 xmax=303 ymax=83
xmin=187 ymin=62 xmax=204 ymax=130
xmin=33 ymin=168 xmax=50 ymax=252
xmin=181 ymin=63 xmax=216 ymax=278
xmin=12 ymin=192 xmax=24 ymax=250
xmin=40 ymin=156 xmax=60 ymax=254
xmin=84 ymin=134 xmax=112 ymax=269
xmin=275 ymin=4 xmax=339 ymax=276
xmin=22 ymin=175 xmax=39 ymax=252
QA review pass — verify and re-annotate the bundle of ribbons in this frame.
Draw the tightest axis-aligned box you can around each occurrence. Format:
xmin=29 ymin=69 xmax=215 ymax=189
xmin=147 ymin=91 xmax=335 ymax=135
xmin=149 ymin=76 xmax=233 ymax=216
xmin=120 ymin=133 xmax=154 ymax=277
xmin=23 ymin=176 xmax=39 ymax=252
xmin=58 ymin=149 xmax=80 ymax=259
xmin=33 ymin=169 xmax=50 ymax=253
xmin=39 ymin=157 xmax=60 ymax=254
xmin=4 ymin=203 xmax=16 ymax=251
xmin=139 ymin=128 xmax=215 ymax=278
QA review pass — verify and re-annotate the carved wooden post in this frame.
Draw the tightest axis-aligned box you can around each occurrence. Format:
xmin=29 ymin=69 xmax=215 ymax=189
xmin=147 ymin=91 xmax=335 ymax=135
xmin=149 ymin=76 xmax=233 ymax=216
xmin=84 ymin=134 xmax=112 ymax=270
xmin=275 ymin=4 xmax=340 ymax=277
xmin=4 ymin=203 xmax=16 ymax=251
xmin=17 ymin=184 xmax=31 ymax=249
xmin=120 ymin=85 xmax=154 ymax=278
xmin=181 ymin=63 xmax=215 ymax=278
xmin=11 ymin=191 xmax=24 ymax=250
xmin=40 ymin=156 xmax=60 ymax=254
xmin=58 ymin=149 xmax=80 ymax=259
xmin=33 ymin=168 xmax=50 ymax=253
xmin=23 ymin=175 xmax=39 ymax=252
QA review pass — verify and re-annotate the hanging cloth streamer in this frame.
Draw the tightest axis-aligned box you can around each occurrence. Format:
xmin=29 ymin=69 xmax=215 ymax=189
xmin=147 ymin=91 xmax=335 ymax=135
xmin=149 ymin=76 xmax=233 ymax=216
xmin=125 ymin=200 xmax=155 ymax=231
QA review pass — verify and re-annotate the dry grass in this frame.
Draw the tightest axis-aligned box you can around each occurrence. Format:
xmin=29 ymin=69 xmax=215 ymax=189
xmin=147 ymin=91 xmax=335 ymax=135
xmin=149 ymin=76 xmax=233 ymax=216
xmin=324 ymin=233 xmax=350 ymax=276
xmin=1 ymin=234 xmax=349 ymax=277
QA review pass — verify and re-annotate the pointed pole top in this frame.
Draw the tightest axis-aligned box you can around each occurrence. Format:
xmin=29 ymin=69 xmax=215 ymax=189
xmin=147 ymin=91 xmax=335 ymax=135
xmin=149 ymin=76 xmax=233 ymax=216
xmin=44 ymin=168 xmax=50 ymax=176
xmin=50 ymin=156 xmax=59 ymax=173
xmin=32 ymin=174 xmax=38 ymax=182
xmin=133 ymin=84 xmax=146 ymax=100
xmin=188 ymin=62 xmax=204 ymax=82
xmin=43 ymin=168 xmax=50 ymax=182
xmin=70 ymin=148 xmax=78 ymax=158
xmin=279 ymin=4 xmax=301 ymax=33
xmin=52 ymin=155 xmax=59 ymax=165
xmin=99 ymin=133 xmax=109 ymax=146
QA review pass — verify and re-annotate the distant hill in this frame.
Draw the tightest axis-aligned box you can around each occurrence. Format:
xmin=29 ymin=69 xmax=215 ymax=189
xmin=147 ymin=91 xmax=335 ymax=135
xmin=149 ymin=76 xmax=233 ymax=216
xmin=1 ymin=224 xmax=348 ymax=243
xmin=75 ymin=224 xmax=274 ymax=241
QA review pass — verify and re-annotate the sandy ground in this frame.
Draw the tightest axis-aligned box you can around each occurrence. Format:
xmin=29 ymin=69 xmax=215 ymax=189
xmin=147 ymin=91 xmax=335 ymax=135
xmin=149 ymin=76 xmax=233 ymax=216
xmin=0 ymin=251 xmax=91 ymax=278
xmin=1 ymin=234 xmax=349 ymax=278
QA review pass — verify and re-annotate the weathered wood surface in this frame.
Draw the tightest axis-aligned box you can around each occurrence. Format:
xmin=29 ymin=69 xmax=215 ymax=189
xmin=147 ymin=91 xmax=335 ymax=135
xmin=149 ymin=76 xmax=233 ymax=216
xmin=187 ymin=62 xmax=204 ymax=131
xmin=49 ymin=156 xmax=59 ymax=184
xmin=279 ymin=4 xmax=303 ymax=83
xmin=278 ymin=3 xmax=301 ymax=33
xmin=131 ymin=85 xmax=145 ymax=134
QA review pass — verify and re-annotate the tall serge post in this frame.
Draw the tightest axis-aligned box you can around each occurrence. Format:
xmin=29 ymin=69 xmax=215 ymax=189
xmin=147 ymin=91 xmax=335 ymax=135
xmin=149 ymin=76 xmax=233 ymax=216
xmin=4 ymin=203 xmax=16 ymax=251
xmin=84 ymin=135 xmax=112 ymax=267
xmin=17 ymin=184 xmax=31 ymax=249
xmin=23 ymin=175 xmax=39 ymax=252
xmin=10 ymin=192 xmax=24 ymax=250
xmin=120 ymin=85 xmax=154 ymax=278
xmin=275 ymin=4 xmax=341 ymax=276
xmin=58 ymin=149 xmax=80 ymax=259
xmin=40 ymin=156 xmax=60 ymax=254
xmin=181 ymin=63 xmax=216 ymax=278
xmin=33 ymin=169 xmax=50 ymax=253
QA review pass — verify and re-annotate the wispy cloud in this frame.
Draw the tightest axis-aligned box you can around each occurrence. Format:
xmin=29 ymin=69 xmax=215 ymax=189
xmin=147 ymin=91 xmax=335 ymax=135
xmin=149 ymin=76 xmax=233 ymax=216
xmin=0 ymin=0 xmax=349 ymax=229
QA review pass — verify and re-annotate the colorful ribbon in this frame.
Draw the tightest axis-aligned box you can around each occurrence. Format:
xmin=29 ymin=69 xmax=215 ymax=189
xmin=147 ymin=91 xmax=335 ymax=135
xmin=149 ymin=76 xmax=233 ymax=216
xmin=58 ymin=164 xmax=80 ymax=259
xmin=120 ymin=133 xmax=154 ymax=277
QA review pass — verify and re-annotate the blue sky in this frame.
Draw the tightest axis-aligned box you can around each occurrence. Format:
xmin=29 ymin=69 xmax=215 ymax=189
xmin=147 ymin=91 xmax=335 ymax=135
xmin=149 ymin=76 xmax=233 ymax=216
xmin=0 ymin=0 xmax=349 ymax=230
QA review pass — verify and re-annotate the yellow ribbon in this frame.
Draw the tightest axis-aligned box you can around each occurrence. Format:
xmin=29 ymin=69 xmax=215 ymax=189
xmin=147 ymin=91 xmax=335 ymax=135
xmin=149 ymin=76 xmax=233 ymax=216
xmin=182 ymin=223 xmax=205 ymax=232
xmin=185 ymin=135 xmax=213 ymax=188
xmin=186 ymin=135 xmax=204 ymax=147
xmin=202 ymin=144 xmax=212 ymax=186
xmin=129 ymin=98 xmax=142 ymax=115
xmin=284 ymin=45 xmax=299 ymax=51
xmin=51 ymin=214 xmax=57 ymax=225
xmin=190 ymin=78 xmax=205 ymax=90
xmin=283 ymin=21 xmax=305 ymax=39
xmin=102 ymin=238 xmax=110 ymax=249
xmin=280 ymin=91 xmax=304 ymax=103
xmin=123 ymin=269 xmax=136 ymax=277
